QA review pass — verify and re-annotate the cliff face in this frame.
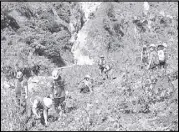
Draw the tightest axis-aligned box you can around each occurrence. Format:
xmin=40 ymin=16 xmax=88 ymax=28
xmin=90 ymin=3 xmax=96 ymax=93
xmin=1 ymin=2 xmax=81 ymax=72
xmin=1 ymin=2 xmax=178 ymax=68
xmin=70 ymin=2 xmax=102 ymax=65
xmin=70 ymin=2 xmax=178 ymax=67
xmin=1 ymin=2 xmax=178 ymax=82
xmin=1 ymin=2 xmax=178 ymax=131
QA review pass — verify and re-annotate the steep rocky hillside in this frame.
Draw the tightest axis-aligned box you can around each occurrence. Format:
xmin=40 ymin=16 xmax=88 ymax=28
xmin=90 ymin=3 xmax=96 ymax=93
xmin=1 ymin=2 xmax=178 ymax=131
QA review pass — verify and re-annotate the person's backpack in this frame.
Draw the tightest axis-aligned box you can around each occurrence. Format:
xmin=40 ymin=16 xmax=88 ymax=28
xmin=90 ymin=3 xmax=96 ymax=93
xmin=157 ymin=50 xmax=165 ymax=62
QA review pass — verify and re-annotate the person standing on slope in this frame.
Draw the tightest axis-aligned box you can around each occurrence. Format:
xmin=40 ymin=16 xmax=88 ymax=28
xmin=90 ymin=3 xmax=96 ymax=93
xmin=98 ymin=55 xmax=111 ymax=80
xmin=15 ymin=70 xmax=28 ymax=114
xmin=50 ymin=69 xmax=66 ymax=115
xmin=147 ymin=44 xmax=159 ymax=71
xmin=157 ymin=42 xmax=167 ymax=69
xmin=141 ymin=45 xmax=149 ymax=68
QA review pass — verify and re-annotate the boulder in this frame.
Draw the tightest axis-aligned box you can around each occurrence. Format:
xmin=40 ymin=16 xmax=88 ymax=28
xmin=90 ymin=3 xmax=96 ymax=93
xmin=7 ymin=10 xmax=27 ymax=30
xmin=28 ymin=76 xmax=52 ymax=97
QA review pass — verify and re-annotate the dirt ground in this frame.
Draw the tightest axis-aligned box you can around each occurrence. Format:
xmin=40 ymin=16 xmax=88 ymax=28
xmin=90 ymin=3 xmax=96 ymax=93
xmin=1 ymin=2 xmax=178 ymax=131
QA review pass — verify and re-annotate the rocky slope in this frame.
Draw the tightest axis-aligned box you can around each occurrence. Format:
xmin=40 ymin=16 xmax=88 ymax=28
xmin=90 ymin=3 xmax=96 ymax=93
xmin=1 ymin=2 xmax=178 ymax=131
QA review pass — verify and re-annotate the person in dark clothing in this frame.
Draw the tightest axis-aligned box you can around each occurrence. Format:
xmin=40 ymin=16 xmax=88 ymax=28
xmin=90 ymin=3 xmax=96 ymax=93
xmin=50 ymin=69 xmax=66 ymax=115
xmin=15 ymin=70 xmax=28 ymax=114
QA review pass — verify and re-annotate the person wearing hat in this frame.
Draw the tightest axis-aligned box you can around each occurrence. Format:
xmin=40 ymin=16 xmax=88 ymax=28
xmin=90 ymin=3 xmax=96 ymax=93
xmin=98 ymin=55 xmax=106 ymax=74
xmin=24 ymin=69 xmax=59 ymax=127
xmin=157 ymin=43 xmax=167 ymax=69
xmin=25 ymin=91 xmax=54 ymax=127
xmin=141 ymin=45 xmax=149 ymax=68
xmin=98 ymin=55 xmax=112 ymax=80
xmin=103 ymin=64 xmax=112 ymax=79
xmin=79 ymin=74 xmax=93 ymax=93
xmin=147 ymin=44 xmax=159 ymax=70
xmin=98 ymin=55 xmax=110 ymax=79
xmin=27 ymin=95 xmax=53 ymax=126
xmin=50 ymin=69 xmax=66 ymax=115
xmin=15 ymin=70 xmax=28 ymax=111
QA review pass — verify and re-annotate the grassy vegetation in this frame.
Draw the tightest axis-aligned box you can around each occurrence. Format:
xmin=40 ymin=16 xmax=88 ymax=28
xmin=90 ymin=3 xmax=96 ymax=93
xmin=1 ymin=2 xmax=178 ymax=131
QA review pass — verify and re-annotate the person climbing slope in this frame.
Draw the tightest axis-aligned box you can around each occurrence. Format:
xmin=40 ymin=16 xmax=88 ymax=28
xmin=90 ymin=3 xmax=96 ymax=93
xmin=50 ymin=69 xmax=66 ymax=115
xmin=15 ymin=70 xmax=28 ymax=114
xmin=157 ymin=42 xmax=167 ymax=69
xmin=147 ymin=44 xmax=159 ymax=70
xmin=78 ymin=75 xmax=93 ymax=93
xmin=98 ymin=55 xmax=111 ymax=80
xmin=141 ymin=45 xmax=149 ymax=68
xmin=29 ymin=95 xmax=53 ymax=126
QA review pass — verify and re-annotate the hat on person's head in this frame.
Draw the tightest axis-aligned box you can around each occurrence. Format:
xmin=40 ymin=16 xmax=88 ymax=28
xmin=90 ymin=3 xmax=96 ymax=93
xmin=143 ymin=45 xmax=147 ymax=49
xmin=162 ymin=43 xmax=167 ymax=48
xmin=157 ymin=42 xmax=167 ymax=49
xmin=52 ymin=69 xmax=59 ymax=80
xmin=149 ymin=44 xmax=156 ymax=48
xmin=16 ymin=71 xmax=23 ymax=79
xmin=100 ymin=55 xmax=104 ymax=58
xmin=84 ymin=75 xmax=91 ymax=79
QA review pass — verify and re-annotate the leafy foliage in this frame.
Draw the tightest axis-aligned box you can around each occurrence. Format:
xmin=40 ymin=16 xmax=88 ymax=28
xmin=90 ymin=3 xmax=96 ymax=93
xmin=1 ymin=2 xmax=178 ymax=131
xmin=1 ymin=2 xmax=81 ymax=78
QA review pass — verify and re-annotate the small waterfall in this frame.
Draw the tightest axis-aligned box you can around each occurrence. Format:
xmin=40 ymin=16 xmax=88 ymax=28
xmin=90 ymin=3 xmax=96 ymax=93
xmin=70 ymin=2 xmax=101 ymax=65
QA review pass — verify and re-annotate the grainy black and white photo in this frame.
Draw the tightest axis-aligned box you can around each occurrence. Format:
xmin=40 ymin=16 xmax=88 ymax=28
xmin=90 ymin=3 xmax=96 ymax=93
xmin=1 ymin=1 xmax=178 ymax=131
